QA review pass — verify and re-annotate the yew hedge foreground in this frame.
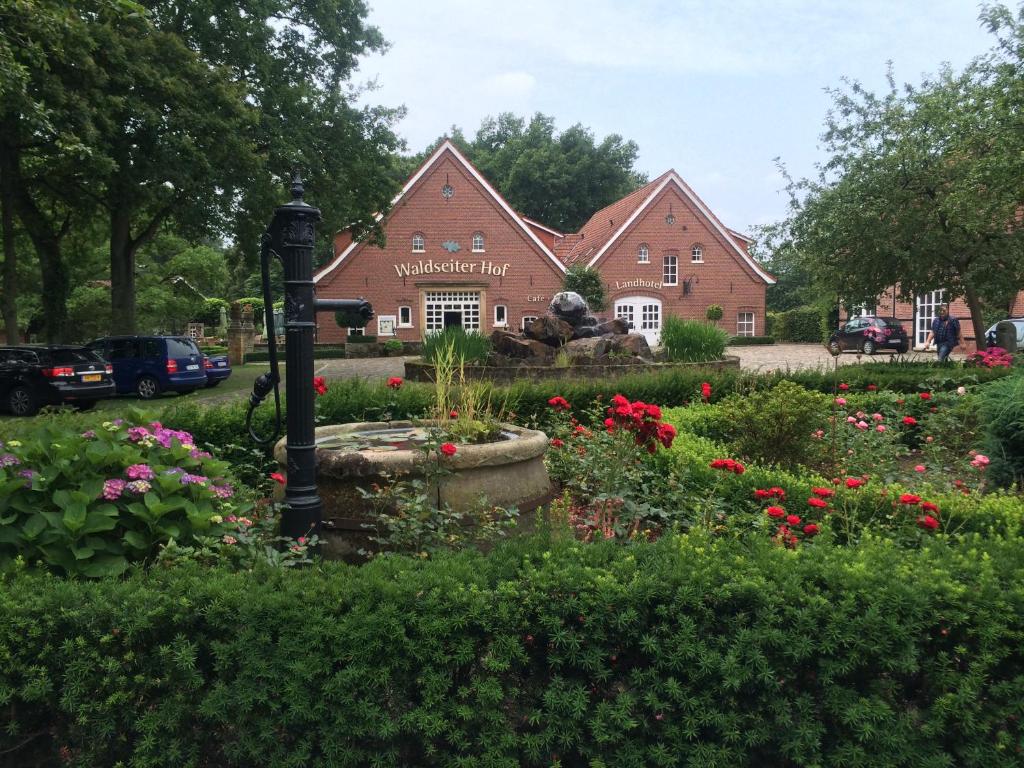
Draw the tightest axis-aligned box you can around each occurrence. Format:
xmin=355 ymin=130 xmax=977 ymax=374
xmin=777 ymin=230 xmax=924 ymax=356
xmin=3 ymin=534 xmax=1023 ymax=767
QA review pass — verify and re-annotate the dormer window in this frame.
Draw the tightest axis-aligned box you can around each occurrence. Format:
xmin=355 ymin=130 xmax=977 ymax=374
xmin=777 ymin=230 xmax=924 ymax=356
xmin=412 ymin=233 xmax=425 ymax=252
xmin=691 ymin=244 xmax=704 ymax=263
xmin=472 ymin=232 xmax=485 ymax=252
xmin=637 ymin=243 xmax=649 ymax=263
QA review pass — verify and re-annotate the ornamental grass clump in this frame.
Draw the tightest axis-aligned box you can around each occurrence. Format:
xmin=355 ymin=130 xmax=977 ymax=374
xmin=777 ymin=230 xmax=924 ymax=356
xmin=0 ymin=412 xmax=254 ymax=577
xmin=659 ymin=315 xmax=728 ymax=362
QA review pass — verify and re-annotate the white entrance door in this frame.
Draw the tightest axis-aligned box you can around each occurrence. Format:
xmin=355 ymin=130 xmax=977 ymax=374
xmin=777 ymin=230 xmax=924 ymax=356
xmin=915 ymin=290 xmax=945 ymax=348
xmin=615 ymin=296 xmax=662 ymax=346
xmin=424 ymin=290 xmax=481 ymax=334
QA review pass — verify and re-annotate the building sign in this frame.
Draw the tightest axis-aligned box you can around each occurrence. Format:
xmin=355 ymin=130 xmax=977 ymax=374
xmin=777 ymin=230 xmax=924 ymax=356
xmin=394 ymin=259 xmax=510 ymax=278
xmin=614 ymin=278 xmax=663 ymax=290
xmin=527 ymin=295 xmax=547 ymax=303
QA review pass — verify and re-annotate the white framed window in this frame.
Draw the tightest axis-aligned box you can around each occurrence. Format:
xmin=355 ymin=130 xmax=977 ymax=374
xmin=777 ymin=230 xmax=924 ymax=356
xmin=377 ymin=315 xmax=396 ymax=336
xmin=349 ymin=326 xmax=366 ymax=336
xmin=849 ymin=303 xmax=876 ymax=318
xmin=691 ymin=244 xmax=704 ymax=263
xmin=663 ymin=254 xmax=678 ymax=286
xmin=521 ymin=315 xmax=538 ymax=331
xmin=411 ymin=233 xmax=425 ymax=252
xmin=493 ymin=304 xmax=507 ymax=326
xmin=398 ymin=306 xmax=413 ymax=327
xmin=472 ymin=232 xmax=485 ymax=252
xmin=637 ymin=243 xmax=649 ymax=263
xmin=737 ymin=312 xmax=755 ymax=337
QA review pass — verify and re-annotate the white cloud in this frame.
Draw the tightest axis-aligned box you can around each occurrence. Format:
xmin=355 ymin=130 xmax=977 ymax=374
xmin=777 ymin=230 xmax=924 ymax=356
xmin=483 ymin=71 xmax=536 ymax=99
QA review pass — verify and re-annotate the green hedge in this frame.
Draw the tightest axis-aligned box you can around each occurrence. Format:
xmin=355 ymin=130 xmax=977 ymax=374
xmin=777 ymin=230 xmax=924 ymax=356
xmin=769 ymin=306 xmax=829 ymax=343
xmin=3 ymin=534 xmax=1023 ymax=766
xmin=727 ymin=335 xmax=775 ymax=346
xmin=245 ymin=346 xmax=348 ymax=363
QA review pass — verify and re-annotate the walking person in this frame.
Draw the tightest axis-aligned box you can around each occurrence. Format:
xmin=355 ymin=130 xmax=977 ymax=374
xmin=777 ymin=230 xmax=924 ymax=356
xmin=924 ymin=304 xmax=961 ymax=362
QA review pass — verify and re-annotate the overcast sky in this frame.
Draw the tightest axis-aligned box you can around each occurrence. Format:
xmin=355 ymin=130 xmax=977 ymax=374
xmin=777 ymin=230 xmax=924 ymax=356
xmin=353 ymin=0 xmax=999 ymax=234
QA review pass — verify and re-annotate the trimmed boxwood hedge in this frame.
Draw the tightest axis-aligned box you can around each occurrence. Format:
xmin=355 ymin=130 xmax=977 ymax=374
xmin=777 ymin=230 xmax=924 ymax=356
xmin=727 ymin=335 xmax=775 ymax=345
xmin=2 ymin=533 xmax=1023 ymax=767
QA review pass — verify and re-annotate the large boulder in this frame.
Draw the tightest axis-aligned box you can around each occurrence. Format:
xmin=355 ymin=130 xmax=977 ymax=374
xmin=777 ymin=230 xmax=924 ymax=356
xmin=563 ymin=336 xmax=611 ymax=361
xmin=548 ymin=291 xmax=591 ymax=326
xmin=609 ymin=333 xmax=653 ymax=360
xmin=491 ymin=329 xmax=554 ymax=360
xmin=595 ymin=318 xmax=630 ymax=335
xmin=524 ymin=316 xmax=573 ymax=346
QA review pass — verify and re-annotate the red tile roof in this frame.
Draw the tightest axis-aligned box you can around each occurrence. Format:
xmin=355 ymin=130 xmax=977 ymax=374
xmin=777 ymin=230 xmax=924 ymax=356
xmin=560 ymin=171 xmax=673 ymax=266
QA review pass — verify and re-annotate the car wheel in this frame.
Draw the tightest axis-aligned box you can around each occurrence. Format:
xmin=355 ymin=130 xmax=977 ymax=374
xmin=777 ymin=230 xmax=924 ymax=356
xmin=76 ymin=401 xmax=97 ymax=411
xmin=136 ymin=375 xmax=161 ymax=400
xmin=8 ymin=386 xmax=37 ymax=416
xmin=205 ymin=379 xmax=222 ymax=388
xmin=828 ymin=340 xmax=842 ymax=356
xmin=861 ymin=338 xmax=876 ymax=355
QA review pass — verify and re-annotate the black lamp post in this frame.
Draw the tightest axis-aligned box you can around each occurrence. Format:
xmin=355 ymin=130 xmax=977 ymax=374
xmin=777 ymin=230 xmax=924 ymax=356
xmin=250 ymin=173 xmax=373 ymax=541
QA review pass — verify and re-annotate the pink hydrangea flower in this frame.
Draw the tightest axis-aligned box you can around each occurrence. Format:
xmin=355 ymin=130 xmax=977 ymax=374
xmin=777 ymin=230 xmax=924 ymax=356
xmin=212 ymin=485 xmax=234 ymax=499
xmin=125 ymin=480 xmax=151 ymax=494
xmin=126 ymin=464 xmax=155 ymax=481
xmin=101 ymin=479 xmax=126 ymax=500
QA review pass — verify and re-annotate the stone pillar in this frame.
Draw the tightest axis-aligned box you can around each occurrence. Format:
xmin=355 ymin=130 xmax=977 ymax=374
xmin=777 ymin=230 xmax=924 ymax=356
xmin=240 ymin=304 xmax=256 ymax=357
xmin=227 ymin=302 xmax=245 ymax=366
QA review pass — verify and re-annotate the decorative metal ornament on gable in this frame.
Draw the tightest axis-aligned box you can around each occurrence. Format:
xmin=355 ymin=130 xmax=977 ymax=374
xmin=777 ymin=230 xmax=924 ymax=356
xmin=245 ymin=173 xmax=374 ymax=541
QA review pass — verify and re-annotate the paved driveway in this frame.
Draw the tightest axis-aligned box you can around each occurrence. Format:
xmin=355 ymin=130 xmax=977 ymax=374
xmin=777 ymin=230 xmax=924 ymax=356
xmin=314 ymin=345 xmax=964 ymax=382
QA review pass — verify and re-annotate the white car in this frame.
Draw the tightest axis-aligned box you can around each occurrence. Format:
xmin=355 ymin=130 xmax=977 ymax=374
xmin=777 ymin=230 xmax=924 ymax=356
xmin=984 ymin=318 xmax=1024 ymax=347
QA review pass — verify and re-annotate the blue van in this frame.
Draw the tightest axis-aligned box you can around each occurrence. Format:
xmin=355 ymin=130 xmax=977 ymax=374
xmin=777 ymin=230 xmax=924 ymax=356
xmin=88 ymin=336 xmax=206 ymax=399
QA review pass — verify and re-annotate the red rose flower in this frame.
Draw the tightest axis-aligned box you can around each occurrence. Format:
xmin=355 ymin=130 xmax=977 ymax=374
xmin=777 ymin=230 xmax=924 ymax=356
xmin=550 ymin=438 xmax=564 ymax=448
xmin=917 ymin=515 xmax=939 ymax=531
xmin=811 ymin=487 xmax=835 ymax=498
xmin=439 ymin=443 xmax=457 ymax=456
xmin=866 ymin=384 xmax=878 ymax=391
xmin=656 ymin=423 xmax=677 ymax=449
xmin=547 ymin=396 xmax=571 ymax=411
xmin=768 ymin=486 xmax=786 ymax=499
xmin=807 ymin=497 xmax=828 ymax=508
xmin=786 ymin=514 xmax=802 ymax=526
xmin=845 ymin=477 xmax=865 ymax=489
xmin=386 ymin=377 xmax=403 ymax=389
xmin=899 ymin=493 xmax=921 ymax=505
xmin=902 ymin=416 xmax=917 ymax=426
xmin=313 ymin=376 xmax=327 ymax=396
xmin=921 ymin=501 xmax=939 ymax=513
xmin=270 ymin=472 xmax=285 ymax=485
xmin=803 ymin=524 xmax=819 ymax=536
xmin=920 ymin=392 xmax=932 ymax=400
xmin=700 ymin=382 xmax=712 ymax=401
xmin=449 ymin=410 xmax=459 ymax=419
xmin=754 ymin=489 xmax=772 ymax=500
xmin=838 ymin=383 xmax=849 ymax=391
xmin=766 ymin=506 xmax=785 ymax=518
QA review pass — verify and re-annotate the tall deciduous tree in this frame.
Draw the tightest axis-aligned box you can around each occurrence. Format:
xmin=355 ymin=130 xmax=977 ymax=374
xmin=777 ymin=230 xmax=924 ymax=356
xmin=786 ymin=4 xmax=1024 ymax=348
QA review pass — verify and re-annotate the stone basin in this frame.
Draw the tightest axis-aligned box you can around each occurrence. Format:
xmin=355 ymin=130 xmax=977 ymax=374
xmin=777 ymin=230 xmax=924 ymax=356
xmin=273 ymin=420 xmax=553 ymax=559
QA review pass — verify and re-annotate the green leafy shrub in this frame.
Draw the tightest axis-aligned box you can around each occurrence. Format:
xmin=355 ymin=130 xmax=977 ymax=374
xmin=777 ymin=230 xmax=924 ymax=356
xmin=382 ymin=338 xmax=404 ymax=354
xmin=976 ymin=371 xmax=1024 ymax=488
xmin=421 ymin=327 xmax=491 ymax=364
xmin=771 ymin=305 xmax=828 ymax=342
xmin=0 ymin=412 xmax=252 ymax=577
xmin=2 ymin=533 xmax=1023 ymax=767
xmin=660 ymin=316 xmax=728 ymax=362
xmin=346 ymin=334 xmax=377 ymax=344
xmin=715 ymin=381 xmax=831 ymax=467
xmin=563 ymin=263 xmax=606 ymax=311
xmin=704 ymin=303 xmax=723 ymax=321
xmin=198 ymin=298 xmax=230 ymax=327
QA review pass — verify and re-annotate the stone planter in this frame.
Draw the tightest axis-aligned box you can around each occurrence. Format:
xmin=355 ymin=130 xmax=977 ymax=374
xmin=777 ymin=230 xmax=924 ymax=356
xmin=273 ymin=421 xmax=553 ymax=560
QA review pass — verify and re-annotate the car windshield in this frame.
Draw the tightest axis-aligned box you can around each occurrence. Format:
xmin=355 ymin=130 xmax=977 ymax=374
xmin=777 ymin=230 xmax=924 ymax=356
xmin=166 ymin=338 xmax=199 ymax=357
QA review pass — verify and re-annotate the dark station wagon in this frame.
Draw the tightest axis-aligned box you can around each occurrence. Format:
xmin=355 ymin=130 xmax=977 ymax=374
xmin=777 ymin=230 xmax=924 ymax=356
xmin=0 ymin=346 xmax=116 ymax=416
xmin=88 ymin=336 xmax=207 ymax=399
xmin=828 ymin=317 xmax=910 ymax=356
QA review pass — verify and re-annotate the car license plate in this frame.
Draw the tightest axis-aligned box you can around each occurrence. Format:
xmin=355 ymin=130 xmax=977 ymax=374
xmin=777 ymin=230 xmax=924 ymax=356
xmin=186 ymin=364 xmax=199 ymax=371
xmin=82 ymin=374 xmax=101 ymax=382
xmin=216 ymin=362 xmax=226 ymax=367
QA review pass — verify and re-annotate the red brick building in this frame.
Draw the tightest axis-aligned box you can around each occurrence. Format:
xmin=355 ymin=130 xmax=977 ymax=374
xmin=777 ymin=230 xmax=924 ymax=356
xmin=314 ymin=141 xmax=774 ymax=345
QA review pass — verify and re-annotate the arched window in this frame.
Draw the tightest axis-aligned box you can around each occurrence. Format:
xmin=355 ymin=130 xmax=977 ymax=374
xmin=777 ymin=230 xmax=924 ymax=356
xmin=637 ymin=243 xmax=649 ymax=263
xmin=691 ymin=244 xmax=704 ymax=263
xmin=412 ymin=233 xmax=425 ymax=252
xmin=472 ymin=232 xmax=485 ymax=252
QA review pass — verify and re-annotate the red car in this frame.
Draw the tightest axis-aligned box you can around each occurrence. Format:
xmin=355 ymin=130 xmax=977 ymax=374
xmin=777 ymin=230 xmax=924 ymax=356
xmin=828 ymin=317 xmax=910 ymax=355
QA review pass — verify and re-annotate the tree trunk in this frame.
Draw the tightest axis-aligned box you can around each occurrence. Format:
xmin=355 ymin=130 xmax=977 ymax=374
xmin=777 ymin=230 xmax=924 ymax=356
xmin=0 ymin=142 xmax=18 ymax=343
xmin=963 ymin=285 xmax=988 ymax=352
xmin=13 ymin=187 xmax=69 ymax=344
xmin=110 ymin=206 xmax=136 ymax=335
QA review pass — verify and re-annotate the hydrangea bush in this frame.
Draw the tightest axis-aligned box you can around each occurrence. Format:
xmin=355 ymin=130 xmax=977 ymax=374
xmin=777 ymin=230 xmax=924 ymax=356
xmin=0 ymin=414 xmax=254 ymax=577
